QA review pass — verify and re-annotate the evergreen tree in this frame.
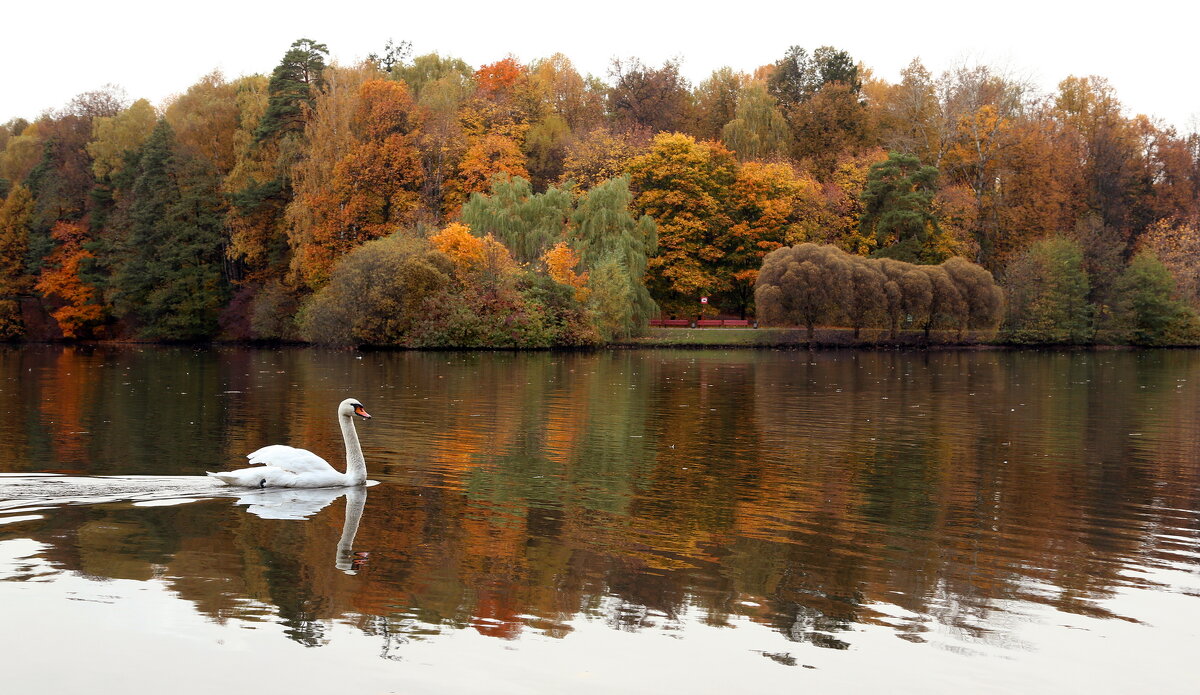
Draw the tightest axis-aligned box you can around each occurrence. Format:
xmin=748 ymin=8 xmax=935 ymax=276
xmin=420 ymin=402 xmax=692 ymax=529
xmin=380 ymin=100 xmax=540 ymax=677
xmin=112 ymin=119 xmax=229 ymax=339
xmin=860 ymin=152 xmax=945 ymax=263
xmin=254 ymin=38 xmax=329 ymax=143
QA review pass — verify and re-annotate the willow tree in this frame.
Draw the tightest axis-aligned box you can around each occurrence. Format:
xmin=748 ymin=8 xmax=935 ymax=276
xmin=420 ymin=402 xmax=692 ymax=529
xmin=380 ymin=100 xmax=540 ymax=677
xmin=572 ymin=176 xmax=657 ymax=338
xmin=943 ymin=256 xmax=1004 ymax=336
xmin=920 ymin=265 xmax=967 ymax=339
xmin=844 ymin=256 xmax=885 ymax=338
xmin=461 ymin=175 xmax=572 ymax=264
xmin=755 ymin=243 xmax=849 ymax=340
xmin=721 ymin=81 xmax=790 ymax=161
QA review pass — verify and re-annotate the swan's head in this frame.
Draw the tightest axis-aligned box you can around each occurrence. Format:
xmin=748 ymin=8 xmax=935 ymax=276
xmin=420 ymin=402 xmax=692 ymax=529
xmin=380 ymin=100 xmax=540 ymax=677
xmin=339 ymin=398 xmax=371 ymax=420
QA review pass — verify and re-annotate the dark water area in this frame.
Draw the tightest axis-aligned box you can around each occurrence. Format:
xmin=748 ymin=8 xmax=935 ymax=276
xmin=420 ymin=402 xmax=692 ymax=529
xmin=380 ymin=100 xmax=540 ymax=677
xmin=0 ymin=345 xmax=1197 ymax=693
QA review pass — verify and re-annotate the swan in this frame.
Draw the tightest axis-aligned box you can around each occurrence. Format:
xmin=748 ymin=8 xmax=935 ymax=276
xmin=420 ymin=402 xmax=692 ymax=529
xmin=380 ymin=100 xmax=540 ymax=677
xmin=207 ymin=398 xmax=372 ymax=488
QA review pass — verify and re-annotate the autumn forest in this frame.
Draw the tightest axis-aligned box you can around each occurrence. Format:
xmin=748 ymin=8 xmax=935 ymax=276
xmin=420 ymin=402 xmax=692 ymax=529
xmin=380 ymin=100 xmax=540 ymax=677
xmin=1 ymin=39 xmax=1198 ymax=346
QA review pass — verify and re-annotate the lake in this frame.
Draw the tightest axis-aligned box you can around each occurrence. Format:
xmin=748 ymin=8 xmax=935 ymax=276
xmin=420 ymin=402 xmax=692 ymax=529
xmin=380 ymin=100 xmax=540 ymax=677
xmin=0 ymin=345 xmax=1197 ymax=693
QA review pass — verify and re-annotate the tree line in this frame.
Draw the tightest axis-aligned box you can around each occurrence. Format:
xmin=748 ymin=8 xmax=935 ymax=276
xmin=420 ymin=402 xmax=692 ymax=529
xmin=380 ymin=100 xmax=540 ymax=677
xmin=0 ymin=39 xmax=1197 ymax=345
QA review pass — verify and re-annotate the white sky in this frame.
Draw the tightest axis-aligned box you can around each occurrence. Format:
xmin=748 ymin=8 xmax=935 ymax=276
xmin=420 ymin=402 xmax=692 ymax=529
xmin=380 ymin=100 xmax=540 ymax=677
xmin=3 ymin=0 xmax=1198 ymax=131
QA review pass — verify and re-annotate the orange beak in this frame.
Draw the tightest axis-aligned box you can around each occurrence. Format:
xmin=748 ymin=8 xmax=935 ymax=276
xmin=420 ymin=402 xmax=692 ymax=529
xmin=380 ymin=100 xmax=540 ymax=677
xmin=353 ymin=405 xmax=371 ymax=419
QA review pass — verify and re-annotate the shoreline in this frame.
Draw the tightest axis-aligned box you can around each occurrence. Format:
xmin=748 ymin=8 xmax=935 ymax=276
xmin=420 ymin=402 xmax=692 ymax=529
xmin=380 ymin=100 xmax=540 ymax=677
xmin=0 ymin=329 xmax=1166 ymax=351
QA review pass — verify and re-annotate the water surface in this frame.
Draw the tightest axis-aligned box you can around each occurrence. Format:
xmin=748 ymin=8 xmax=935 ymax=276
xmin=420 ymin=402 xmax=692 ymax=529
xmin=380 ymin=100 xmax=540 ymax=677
xmin=0 ymin=346 xmax=1197 ymax=693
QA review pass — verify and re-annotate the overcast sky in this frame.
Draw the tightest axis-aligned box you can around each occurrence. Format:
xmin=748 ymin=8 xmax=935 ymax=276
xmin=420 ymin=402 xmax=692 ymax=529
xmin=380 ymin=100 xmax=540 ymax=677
xmin=4 ymin=0 xmax=1197 ymax=130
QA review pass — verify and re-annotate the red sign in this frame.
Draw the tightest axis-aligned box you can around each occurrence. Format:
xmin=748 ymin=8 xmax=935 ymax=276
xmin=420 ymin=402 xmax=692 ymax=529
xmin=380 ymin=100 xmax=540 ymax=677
xmin=700 ymin=297 xmax=708 ymax=304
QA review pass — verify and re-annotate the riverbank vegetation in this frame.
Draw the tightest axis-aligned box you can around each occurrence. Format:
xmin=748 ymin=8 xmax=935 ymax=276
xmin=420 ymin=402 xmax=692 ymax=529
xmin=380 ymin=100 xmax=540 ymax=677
xmin=0 ymin=39 xmax=1197 ymax=346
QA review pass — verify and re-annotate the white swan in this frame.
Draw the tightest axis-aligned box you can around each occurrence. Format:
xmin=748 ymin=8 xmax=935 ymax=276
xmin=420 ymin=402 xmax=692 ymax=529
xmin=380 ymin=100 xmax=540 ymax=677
xmin=207 ymin=398 xmax=372 ymax=488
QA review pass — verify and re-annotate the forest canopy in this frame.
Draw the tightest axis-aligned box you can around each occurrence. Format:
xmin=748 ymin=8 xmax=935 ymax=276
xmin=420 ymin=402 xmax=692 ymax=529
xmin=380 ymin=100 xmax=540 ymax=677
xmin=0 ymin=39 xmax=1197 ymax=345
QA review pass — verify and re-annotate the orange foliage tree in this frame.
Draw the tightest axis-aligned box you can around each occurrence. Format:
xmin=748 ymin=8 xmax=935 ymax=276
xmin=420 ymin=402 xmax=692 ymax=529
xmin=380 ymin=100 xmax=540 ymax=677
xmin=35 ymin=221 xmax=105 ymax=337
xmin=723 ymin=161 xmax=828 ymax=315
xmin=291 ymin=79 xmax=425 ymax=287
xmin=541 ymin=241 xmax=589 ymax=302
xmin=446 ymin=133 xmax=528 ymax=215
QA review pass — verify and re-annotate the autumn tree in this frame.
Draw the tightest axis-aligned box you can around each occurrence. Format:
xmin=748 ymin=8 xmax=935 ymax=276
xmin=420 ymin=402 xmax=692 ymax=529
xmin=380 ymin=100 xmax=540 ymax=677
xmin=527 ymin=53 xmax=606 ymax=132
xmin=1054 ymin=75 xmax=1148 ymax=236
xmin=920 ymin=264 xmax=968 ymax=338
xmin=35 ymin=221 xmax=104 ymax=337
xmin=755 ymin=243 xmax=850 ymax=339
xmin=789 ymin=81 xmax=875 ymax=177
xmin=1139 ymin=217 xmax=1200 ymax=307
xmin=693 ymin=67 xmax=744 ymax=141
xmin=628 ymin=133 xmax=736 ymax=313
xmin=723 ymin=161 xmax=825 ymax=316
xmin=88 ymin=99 xmax=158 ymax=179
xmin=875 ymin=59 xmax=944 ymax=166
xmin=408 ymin=55 xmax=474 ymax=219
xmin=942 ymin=256 xmax=1004 ymax=335
xmin=0 ymin=185 xmax=33 ymax=294
xmin=844 ymin=256 xmax=886 ymax=338
xmin=299 ymin=233 xmax=451 ymax=345
xmin=447 ymin=133 xmax=529 ymax=215
xmin=767 ymin=45 xmax=860 ymax=112
xmin=290 ymin=78 xmax=425 ymax=287
xmin=392 ymin=52 xmax=474 ymax=98
xmin=0 ymin=185 xmax=33 ymax=337
xmin=608 ymin=58 xmax=692 ymax=134
xmin=523 ymin=114 xmax=571 ymax=190
xmin=283 ymin=64 xmax=378 ymax=287
xmin=561 ymin=128 xmax=643 ymax=190
xmin=822 ymin=148 xmax=888 ymax=253
xmin=541 ymin=242 xmax=588 ymax=302
xmin=0 ymin=121 xmax=43 ymax=189
xmin=163 ymin=72 xmax=243 ymax=175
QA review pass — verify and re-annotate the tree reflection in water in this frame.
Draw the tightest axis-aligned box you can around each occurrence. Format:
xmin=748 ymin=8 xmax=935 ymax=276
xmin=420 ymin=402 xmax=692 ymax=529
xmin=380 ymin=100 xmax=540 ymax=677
xmin=0 ymin=346 xmax=1197 ymax=658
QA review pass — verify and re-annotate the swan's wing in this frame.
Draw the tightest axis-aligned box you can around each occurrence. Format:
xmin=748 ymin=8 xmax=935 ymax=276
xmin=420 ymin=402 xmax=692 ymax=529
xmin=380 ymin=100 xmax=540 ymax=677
xmin=246 ymin=445 xmax=334 ymax=475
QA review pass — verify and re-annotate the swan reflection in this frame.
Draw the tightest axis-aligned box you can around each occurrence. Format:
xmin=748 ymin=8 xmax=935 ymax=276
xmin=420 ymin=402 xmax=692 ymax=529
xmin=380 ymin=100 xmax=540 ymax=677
xmin=232 ymin=485 xmax=369 ymax=574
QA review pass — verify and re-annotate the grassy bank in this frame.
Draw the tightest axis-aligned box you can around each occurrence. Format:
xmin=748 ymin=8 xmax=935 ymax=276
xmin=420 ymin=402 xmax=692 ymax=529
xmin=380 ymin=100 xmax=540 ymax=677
xmin=617 ymin=327 xmax=997 ymax=348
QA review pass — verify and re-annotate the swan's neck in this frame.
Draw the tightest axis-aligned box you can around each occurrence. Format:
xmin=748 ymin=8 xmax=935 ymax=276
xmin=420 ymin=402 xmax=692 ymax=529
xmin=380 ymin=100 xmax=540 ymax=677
xmin=340 ymin=414 xmax=367 ymax=485
xmin=336 ymin=486 xmax=366 ymax=573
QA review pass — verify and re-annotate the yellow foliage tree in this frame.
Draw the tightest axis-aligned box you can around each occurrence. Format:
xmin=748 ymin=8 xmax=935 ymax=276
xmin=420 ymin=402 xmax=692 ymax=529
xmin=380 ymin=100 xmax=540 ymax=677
xmin=88 ymin=98 xmax=158 ymax=179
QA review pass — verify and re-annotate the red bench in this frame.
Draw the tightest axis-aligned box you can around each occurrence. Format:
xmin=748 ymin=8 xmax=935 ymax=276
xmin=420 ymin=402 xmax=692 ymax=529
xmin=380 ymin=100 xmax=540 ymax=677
xmin=650 ymin=319 xmax=693 ymax=327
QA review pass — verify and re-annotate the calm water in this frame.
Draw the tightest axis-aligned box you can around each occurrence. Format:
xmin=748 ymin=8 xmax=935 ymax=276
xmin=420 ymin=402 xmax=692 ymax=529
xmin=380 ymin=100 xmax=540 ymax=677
xmin=0 ymin=346 xmax=1198 ymax=694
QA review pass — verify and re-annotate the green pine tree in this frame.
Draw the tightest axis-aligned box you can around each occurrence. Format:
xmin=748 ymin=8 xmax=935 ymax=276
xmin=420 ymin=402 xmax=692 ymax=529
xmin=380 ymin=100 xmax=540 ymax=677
xmin=112 ymin=119 xmax=229 ymax=340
